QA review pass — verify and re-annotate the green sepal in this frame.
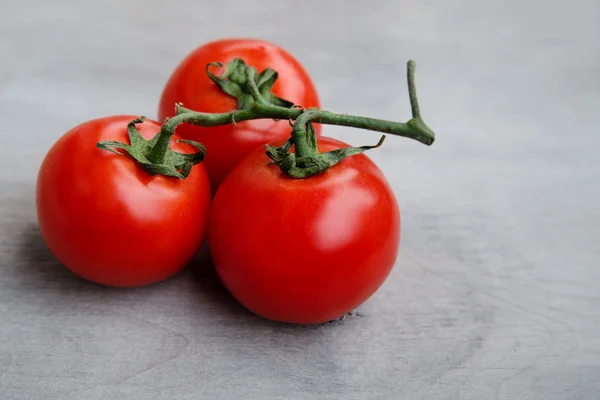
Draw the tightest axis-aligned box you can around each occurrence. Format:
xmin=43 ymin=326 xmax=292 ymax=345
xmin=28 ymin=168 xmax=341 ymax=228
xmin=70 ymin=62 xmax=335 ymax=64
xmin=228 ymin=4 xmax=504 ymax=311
xmin=96 ymin=117 xmax=206 ymax=180
xmin=265 ymin=137 xmax=294 ymax=164
xmin=267 ymin=132 xmax=387 ymax=179
xmin=206 ymin=58 xmax=295 ymax=110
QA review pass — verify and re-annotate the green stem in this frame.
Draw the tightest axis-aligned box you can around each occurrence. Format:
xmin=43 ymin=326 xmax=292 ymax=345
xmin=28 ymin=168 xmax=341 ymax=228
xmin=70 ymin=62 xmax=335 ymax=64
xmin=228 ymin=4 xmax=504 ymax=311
xmin=97 ymin=59 xmax=436 ymax=180
xmin=168 ymin=60 xmax=435 ymax=146
xmin=172 ymin=101 xmax=434 ymax=146
xmin=171 ymin=103 xmax=294 ymax=128
xmin=146 ymin=125 xmax=172 ymax=164
xmin=292 ymin=110 xmax=320 ymax=158
xmin=407 ymin=60 xmax=420 ymax=118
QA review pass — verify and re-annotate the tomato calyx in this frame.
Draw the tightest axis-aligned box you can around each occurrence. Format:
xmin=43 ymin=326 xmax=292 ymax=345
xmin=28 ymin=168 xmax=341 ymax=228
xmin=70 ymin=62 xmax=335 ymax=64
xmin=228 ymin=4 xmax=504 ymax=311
xmin=265 ymin=120 xmax=386 ymax=179
xmin=96 ymin=117 xmax=206 ymax=179
xmin=207 ymin=58 xmax=295 ymax=110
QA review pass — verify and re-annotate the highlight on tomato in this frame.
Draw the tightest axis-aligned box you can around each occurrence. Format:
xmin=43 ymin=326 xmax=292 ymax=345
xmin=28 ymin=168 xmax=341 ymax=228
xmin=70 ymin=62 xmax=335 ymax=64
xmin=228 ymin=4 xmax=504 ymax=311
xmin=36 ymin=115 xmax=211 ymax=287
xmin=158 ymin=38 xmax=322 ymax=192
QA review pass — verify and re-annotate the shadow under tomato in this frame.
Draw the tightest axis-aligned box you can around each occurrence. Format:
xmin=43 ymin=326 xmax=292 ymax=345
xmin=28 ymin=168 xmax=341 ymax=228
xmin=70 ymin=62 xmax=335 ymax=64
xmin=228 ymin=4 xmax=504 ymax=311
xmin=185 ymin=242 xmax=256 ymax=319
xmin=16 ymin=221 xmax=184 ymax=296
xmin=186 ymin=243 xmax=362 ymax=330
xmin=16 ymin=223 xmax=128 ymax=295
xmin=17 ymin=219 xmax=248 ymax=317
xmin=17 ymin=222 xmax=356 ymax=329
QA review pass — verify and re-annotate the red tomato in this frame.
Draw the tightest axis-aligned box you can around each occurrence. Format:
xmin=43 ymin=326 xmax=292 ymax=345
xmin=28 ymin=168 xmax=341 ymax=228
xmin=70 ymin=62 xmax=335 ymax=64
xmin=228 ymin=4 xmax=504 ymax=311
xmin=158 ymin=38 xmax=321 ymax=191
xmin=208 ymin=137 xmax=400 ymax=324
xmin=36 ymin=115 xmax=211 ymax=287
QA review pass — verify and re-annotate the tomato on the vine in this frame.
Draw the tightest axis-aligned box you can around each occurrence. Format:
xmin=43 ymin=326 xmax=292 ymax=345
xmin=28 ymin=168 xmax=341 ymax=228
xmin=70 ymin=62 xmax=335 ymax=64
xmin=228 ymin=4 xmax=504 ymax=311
xmin=158 ymin=38 xmax=321 ymax=191
xmin=208 ymin=137 xmax=401 ymax=324
xmin=36 ymin=115 xmax=211 ymax=287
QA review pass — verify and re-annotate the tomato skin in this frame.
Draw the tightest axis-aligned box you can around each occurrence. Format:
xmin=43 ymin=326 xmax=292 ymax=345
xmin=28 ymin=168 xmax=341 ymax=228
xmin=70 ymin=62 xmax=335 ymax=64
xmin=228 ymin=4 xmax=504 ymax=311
xmin=208 ymin=137 xmax=400 ymax=324
xmin=36 ymin=115 xmax=211 ymax=287
xmin=158 ymin=38 xmax=321 ymax=191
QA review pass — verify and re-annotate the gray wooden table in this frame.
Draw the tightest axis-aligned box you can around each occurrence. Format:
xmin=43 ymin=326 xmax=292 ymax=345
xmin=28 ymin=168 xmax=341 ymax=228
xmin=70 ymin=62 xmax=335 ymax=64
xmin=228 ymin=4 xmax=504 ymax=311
xmin=1 ymin=1 xmax=599 ymax=399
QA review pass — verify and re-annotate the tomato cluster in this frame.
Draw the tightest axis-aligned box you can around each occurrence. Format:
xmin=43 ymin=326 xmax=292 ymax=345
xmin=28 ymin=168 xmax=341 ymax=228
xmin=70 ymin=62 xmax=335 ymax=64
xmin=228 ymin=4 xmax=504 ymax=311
xmin=36 ymin=38 xmax=432 ymax=324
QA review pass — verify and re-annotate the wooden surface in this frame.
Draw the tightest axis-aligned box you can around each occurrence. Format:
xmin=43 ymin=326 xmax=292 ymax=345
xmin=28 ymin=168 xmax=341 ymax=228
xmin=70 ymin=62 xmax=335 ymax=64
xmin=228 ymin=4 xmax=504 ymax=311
xmin=1 ymin=1 xmax=599 ymax=399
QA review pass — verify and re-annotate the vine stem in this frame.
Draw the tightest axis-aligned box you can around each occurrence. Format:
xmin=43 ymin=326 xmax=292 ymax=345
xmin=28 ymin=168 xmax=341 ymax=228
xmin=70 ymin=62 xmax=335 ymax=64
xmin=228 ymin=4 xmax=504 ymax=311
xmin=407 ymin=60 xmax=420 ymax=118
xmin=161 ymin=60 xmax=432 ymax=145
xmin=145 ymin=60 xmax=435 ymax=174
xmin=156 ymin=97 xmax=434 ymax=154
xmin=99 ymin=59 xmax=435 ymax=180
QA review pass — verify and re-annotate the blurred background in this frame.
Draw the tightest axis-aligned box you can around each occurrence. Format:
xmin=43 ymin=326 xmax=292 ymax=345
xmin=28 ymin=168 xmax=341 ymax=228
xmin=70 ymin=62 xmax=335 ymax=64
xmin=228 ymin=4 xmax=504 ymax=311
xmin=0 ymin=0 xmax=599 ymax=399
xmin=3 ymin=0 xmax=598 ymax=172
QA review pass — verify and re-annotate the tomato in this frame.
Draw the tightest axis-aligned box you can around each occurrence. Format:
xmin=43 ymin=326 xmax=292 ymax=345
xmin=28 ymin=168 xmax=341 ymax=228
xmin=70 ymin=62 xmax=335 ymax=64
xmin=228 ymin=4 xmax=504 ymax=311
xmin=158 ymin=38 xmax=321 ymax=191
xmin=36 ymin=115 xmax=211 ymax=287
xmin=208 ymin=137 xmax=400 ymax=324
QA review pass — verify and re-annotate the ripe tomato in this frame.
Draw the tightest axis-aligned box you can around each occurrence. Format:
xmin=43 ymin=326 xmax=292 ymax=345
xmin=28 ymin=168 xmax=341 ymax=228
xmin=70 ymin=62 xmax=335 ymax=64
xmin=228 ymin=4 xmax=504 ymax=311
xmin=208 ymin=137 xmax=400 ymax=324
xmin=158 ymin=38 xmax=321 ymax=191
xmin=36 ymin=115 xmax=211 ymax=287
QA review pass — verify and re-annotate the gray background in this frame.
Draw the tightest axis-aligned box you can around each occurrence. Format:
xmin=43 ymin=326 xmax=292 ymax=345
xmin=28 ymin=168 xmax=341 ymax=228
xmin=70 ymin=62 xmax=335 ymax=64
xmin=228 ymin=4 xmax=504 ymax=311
xmin=1 ymin=0 xmax=599 ymax=399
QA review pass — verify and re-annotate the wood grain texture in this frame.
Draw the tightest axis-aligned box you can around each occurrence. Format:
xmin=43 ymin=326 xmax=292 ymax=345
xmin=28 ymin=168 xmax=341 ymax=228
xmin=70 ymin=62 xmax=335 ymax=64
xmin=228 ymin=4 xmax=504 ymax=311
xmin=1 ymin=0 xmax=599 ymax=398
